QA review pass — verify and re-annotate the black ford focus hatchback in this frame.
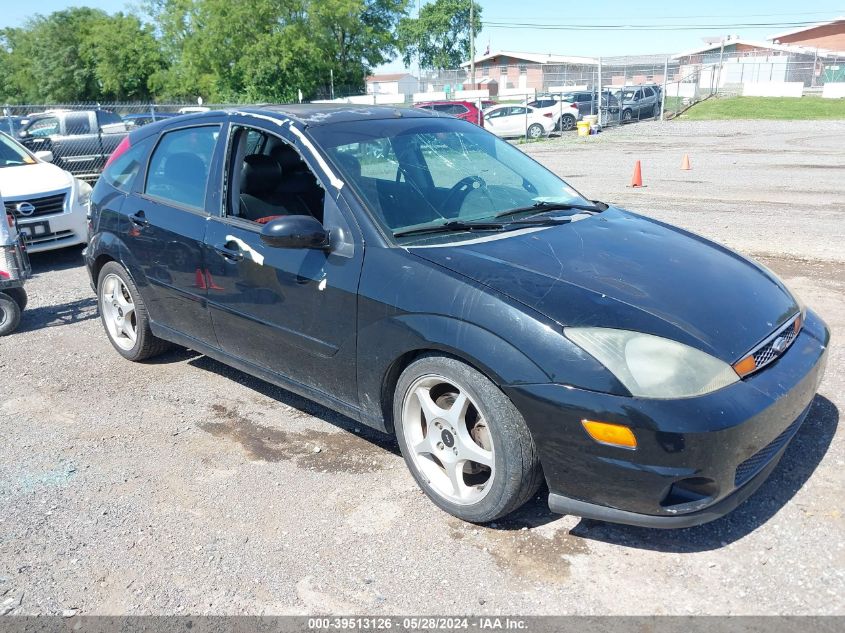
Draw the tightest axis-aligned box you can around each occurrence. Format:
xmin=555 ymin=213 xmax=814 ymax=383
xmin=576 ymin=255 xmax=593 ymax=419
xmin=85 ymin=105 xmax=829 ymax=527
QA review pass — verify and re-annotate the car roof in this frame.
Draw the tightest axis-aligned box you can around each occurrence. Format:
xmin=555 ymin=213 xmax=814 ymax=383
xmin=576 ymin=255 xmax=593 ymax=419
xmin=415 ymin=100 xmax=475 ymax=107
xmin=126 ymin=104 xmax=441 ymax=143
xmin=223 ymin=104 xmax=437 ymax=127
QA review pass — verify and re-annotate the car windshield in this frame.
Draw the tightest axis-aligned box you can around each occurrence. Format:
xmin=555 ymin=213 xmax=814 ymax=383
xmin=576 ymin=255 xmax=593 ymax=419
xmin=313 ymin=117 xmax=589 ymax=243
xmin=0 ymin=133 xmax=35 ymax=168
xmin=621 ymin=90 xmax=638 ymax=100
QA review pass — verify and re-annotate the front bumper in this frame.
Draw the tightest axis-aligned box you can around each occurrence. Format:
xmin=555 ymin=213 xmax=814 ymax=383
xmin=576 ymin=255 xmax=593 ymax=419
xmin=505 ymin=309 xmax=830 ymax=528
xmin=14 ymin=193 xmax=88 ymax=254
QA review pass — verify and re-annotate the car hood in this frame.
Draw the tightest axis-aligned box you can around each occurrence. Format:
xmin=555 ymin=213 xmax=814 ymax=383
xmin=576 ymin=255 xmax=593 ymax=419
xmin=0 ymin=162 xmax=73 ymax=198
xmin=408 ymin=208 xmax=799 ymax=362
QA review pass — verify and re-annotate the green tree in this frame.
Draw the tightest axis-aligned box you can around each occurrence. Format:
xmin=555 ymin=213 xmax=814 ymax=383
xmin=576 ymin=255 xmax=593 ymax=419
xmin=397 ymin=0 xmax=481 ymax=70
xmin=0 ymin=9 xmax=166 ymax=103
xmin=146 ymin=0 xmax=408 ymax=102
xmin=86 ymin=13 xmax=166 ymax=100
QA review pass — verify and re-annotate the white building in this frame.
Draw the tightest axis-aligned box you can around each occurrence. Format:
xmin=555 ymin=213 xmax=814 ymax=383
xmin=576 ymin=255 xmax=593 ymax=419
xmin=365 ymin=73 xmax=419 ymax=96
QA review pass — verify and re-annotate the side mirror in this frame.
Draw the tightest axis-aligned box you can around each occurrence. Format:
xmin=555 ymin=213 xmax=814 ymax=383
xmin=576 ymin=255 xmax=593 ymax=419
xmin=34 ymin=150 xmax=53 ymax=163
xmin=260 ymin=215 xmax=329 ymax=250
xmin=17 ymin=130 xmax=28 ymax=139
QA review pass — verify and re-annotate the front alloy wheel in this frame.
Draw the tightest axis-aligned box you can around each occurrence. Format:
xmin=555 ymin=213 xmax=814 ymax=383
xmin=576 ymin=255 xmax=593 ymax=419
xmin=394 ymin=355 xmax=543 ymax=523
xmin=402 ymin=374 xmax=495 ymax=505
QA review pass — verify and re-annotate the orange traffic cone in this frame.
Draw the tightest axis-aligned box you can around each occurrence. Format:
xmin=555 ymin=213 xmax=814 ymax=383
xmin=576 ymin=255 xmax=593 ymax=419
xmin=194 ymin=268 xmax=206 ymax=289
xmin=681 ymin=154 xmax=691 ymax=170
xmin=630 ymin=160 xmax=643 ymax=187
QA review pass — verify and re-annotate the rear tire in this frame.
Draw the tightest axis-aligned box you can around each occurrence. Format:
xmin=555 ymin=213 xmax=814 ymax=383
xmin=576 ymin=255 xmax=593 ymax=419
xmin=527 ymin=123 xmax=545 ymax=139
xmin=4 ymin=287 xmax=27 ymax=311
xmin=0 ymin=292 xmax=22 ymax=336
xmin=97 ymin=261 xmax=171 ymax=361
xmin=559 ymin=114 xmax=576 ymax=131
xmin=394 ymin=354 xmax=543 ymax=523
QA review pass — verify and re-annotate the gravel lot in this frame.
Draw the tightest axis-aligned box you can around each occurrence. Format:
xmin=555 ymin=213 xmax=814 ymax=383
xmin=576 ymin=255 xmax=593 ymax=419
xmin=1 ymin=119 xmax=842 ymax=616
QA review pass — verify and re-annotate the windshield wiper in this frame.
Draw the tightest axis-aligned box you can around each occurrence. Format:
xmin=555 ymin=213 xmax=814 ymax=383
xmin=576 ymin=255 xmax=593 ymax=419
xmin=494 ymin=200 xmax=602 ymax=220
xmin=393 ymin=220 xmax=506 ymax=238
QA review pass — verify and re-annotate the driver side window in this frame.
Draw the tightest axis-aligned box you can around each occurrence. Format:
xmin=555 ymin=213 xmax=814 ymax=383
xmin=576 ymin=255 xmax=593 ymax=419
xmin=224 ymin=125 xmax=326 ymax=226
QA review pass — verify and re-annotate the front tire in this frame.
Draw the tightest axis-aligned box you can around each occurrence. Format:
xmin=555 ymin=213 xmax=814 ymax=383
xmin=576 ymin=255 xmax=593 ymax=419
xmin=0 ymin=292 xmax=22 ymax=336
xmin=622 ymin=109 xmax=633 ymax=123
xmin=394 ymin=355 xmax=543 ymax=523
xmin=97 ymin=261 xmax=171 ymax=361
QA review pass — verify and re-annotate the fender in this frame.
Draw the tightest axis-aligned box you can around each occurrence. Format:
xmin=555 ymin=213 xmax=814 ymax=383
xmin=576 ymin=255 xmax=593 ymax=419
xmin=356 ymin=313 xmax=549 ymax=430
xmin=85 ymin=230 xmax=150 ymax=298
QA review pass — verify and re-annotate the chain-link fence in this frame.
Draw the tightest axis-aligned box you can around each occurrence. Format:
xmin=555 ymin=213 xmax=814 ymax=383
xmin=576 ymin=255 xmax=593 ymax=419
xmin=5 ymin=51 xmax=844 ymax=181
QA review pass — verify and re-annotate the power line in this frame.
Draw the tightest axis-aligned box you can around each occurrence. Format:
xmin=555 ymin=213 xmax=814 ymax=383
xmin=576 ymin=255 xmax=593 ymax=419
xmin=480 ymin=20 xmax=828 ymax=31
xmin=484 ymin=10 xmax=843 ymax=21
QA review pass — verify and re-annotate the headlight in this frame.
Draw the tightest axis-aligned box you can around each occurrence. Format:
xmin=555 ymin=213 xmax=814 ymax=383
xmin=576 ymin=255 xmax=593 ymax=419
xmin=566 ymin=327 xmax=738 ymax=399
xmin=76 ymin=179 xmax=92 ymax=207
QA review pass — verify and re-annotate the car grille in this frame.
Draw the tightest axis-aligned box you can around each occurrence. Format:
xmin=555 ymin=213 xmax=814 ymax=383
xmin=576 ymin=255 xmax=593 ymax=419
xmin=753 ymin=325 xmax=798 ymax=368
xmin=5 ymin=192 xmax=67 ymax=218
xmin=734 ymin=407 xmax=808 ymax=486
xmin=735 ymin=314 xmax=802 ymax=377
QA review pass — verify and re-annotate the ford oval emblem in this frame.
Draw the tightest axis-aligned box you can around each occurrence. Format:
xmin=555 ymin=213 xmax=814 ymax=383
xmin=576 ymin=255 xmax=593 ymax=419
xmin=771 ymin=336 xmax=788 ymax=354
xmin=16 ymin=202 xmax=36 ymax=217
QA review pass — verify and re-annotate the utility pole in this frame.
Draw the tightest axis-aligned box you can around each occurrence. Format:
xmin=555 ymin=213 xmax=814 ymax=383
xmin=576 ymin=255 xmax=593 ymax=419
xmin=470 ymin=1 xmax=476 ymax=88
xmin=716 ymin=38 xmax=725 ymax=96
xmin=330 ymin=68 xmax=335 ymax=100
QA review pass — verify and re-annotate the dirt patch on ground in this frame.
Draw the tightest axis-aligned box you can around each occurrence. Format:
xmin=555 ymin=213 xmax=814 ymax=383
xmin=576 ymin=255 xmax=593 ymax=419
xmin=449 ymin=520 xmax=589 ymax=583
xmin=201 ymin=403 xmax=386 ymax=473
xmin=755 ymin=255 xmax=845 ymax=288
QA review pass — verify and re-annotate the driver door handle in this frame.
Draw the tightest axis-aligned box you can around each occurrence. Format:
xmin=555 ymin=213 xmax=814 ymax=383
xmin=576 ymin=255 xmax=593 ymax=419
xmin=214 ymin=245 xmax=244 ymax=262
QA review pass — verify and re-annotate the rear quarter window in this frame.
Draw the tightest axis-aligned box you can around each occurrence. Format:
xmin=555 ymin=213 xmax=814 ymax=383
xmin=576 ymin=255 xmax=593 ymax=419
xmin=101 ymin=136 xmax=155 ymax=193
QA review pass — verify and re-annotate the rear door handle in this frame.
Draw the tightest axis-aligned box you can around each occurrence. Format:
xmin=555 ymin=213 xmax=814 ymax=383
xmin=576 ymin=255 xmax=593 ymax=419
xmin=129 ymin=211 xmax=148 ymax=226
xmin=214 ymin=245 xmax=244 ymax=262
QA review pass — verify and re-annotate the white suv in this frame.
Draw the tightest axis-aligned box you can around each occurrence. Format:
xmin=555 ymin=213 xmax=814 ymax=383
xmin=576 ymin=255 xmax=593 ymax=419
xmin=525 ymin=97 xmax=581 ymax=131
xmin=0 ymin=132 xmax=90 ymax=253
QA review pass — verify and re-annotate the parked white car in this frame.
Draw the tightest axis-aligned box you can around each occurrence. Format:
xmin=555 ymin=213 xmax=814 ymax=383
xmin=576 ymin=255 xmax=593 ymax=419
xmin=482 ymin=104 xmax=556 ymax=139
xmin=0 ymin=132 xmax=90 ymax=253
xmin=524 ymin=96 xmax=581 ymax=131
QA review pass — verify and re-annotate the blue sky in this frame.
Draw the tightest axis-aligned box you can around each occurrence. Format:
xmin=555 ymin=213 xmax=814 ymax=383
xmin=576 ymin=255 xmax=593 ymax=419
xmin=3 ymin=0 xmax=842 ymax=70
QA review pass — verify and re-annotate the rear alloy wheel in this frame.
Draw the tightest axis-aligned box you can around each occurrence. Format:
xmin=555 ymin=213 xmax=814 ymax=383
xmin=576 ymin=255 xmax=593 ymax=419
xmin=527 ymin=123 xmax=545 ymax=139
xmin=559 ymin=114 xmax=576 ymax=131
xmin=394 ymin=355 xmax=543 ymax=523
xmin=98 ymin=261 xmax=171 ymax=361
xmin=652 ymin=104 xmax=660 ymax=119
xmin=0 ymin=292 xmax=22 ymax=336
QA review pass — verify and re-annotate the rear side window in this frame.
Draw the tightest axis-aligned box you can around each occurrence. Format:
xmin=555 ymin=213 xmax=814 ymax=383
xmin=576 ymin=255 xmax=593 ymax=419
xmin=97 ymin=111 xmax=123 ymax=126
xmin=65 ymin=113 xmax=91 ymax=135
xmin=145 ymin=126 xmax=219 ymax=211
xmin=643 ymin=87 xmax=655 ymax=98
xmin=101 ymin=136 xmax=155 ymax=193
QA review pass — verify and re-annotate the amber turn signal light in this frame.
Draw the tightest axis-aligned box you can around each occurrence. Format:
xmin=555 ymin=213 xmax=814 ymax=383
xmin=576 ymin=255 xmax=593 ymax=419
xmin=733 ymin=354 xmax=757 ymax=378
xmin=581 ymin=420 xmax=637 ymax=449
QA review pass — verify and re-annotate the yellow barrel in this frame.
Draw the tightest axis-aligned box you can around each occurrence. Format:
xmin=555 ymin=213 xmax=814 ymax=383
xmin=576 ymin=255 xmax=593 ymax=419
xmin=577 ymin=121 xmax=591 ymax=136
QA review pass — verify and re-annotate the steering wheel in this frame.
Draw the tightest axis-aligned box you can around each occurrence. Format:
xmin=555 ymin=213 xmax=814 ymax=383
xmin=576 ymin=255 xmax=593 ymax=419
xmin=441 ymin=176 xmax=488 ymax=215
